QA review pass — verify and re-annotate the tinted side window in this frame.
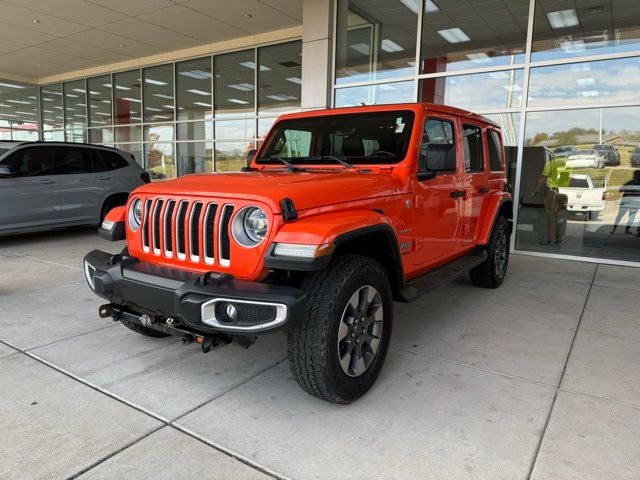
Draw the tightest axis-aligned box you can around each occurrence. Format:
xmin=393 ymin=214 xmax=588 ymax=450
xmin=98 ymin=150 xmax=129 ymax=171
xmin=54 ymin=147 xmax=92 ymax=175
xmin=419 ymin=118 xmax=455 ymax=173
xmin=91 ymin=150 xmax=107 ymax=173
xmin=2 ymin=147 xmax=53 ymax=177
xmin=487 ymin=130 xmax=503 ymax=171
xmin=463 ymin=124 xmax=483 ymax=172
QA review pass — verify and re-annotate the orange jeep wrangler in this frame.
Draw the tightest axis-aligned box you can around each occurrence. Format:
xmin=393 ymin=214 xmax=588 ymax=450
xmin=85 ymin=103 xmax=512 ymax=403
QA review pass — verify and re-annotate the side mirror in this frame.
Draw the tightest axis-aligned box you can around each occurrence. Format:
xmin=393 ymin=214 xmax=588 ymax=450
xmin=245 ymin=149 xmax=257 ymax=167
xmin=0 ymin=165 xmax=15 ymax=178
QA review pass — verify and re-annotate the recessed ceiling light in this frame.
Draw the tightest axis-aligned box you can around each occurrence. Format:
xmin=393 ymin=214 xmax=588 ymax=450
xmin=239 ymin=61 xmax=271 ymax=71
xmin=145 ymin=78 xmax=167 ymax=86
xmin=32 ymin=19 xmax=40 ymax=24
xmin=285 ymin=77 xmax=302 ymax=85
xmin=227 ymin=98 xmax=249 ymax=104
xmin=119 ymin=43 xmax=126 ymax=48
xmin=187 ymin=89 xmax=210 ymax=96
xmin=244 ymin=13 xmax=252 ymax=18
xmin=34 ymin=64 xmax=41 ymax=68
xmin=437 ymin=28 xmax=471 ymax=44
xmin=380 ymin=39 xmax=405 ymax=53
xmin=0 ymin=82 xmax=25 ymax=89
xmin=546 ymin=9 xmax=579 ymax=29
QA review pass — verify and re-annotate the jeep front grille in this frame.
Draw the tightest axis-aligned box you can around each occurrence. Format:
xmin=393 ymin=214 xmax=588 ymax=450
xmin=139 ymin=198 xmax=234 ymax=267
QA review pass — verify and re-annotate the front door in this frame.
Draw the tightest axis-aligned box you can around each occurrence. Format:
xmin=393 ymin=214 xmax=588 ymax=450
xmin=459 ymin=123 xmax=490 ymax=246
xmin=0 ymin=146 xmax=58 ymax=231
xmin=54 ymin=147 xmax=102 ymax=223
xmin=413 ymin=116 xmax=461 ymax=265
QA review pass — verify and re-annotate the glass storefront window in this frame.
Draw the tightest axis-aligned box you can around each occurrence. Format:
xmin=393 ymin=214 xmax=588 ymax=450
xmin=215 ymin=119 xmax=255 ymax=141
xmin=516 ymin=106 xmax=640 ymax=263
xmin=116 ymin=143 xmax=143 ymax=167
xmin=143 ymin=64 xmax=174 ymax=123
xmin=145 ymin=142 xmax=176 ymax=180
xmin=258 ymin=41 xmax=302 ymax=114
xmin=88 ymin=75 xmax=112 ymax=127
xmin=419 ymin=69 xmax=524 ymax=111
xmin=43 ymin=130 xmax=65 ymax=141
xmin=177 ymin=121 xmax=211 ymax=142
xmin=528 ymin=57 xmax=640 ymax=107
xmin=40 ymin=83 xmax=64 ymax=130
xmin=215 ymin=50 xmax=255 ymax=119
xmin=257 ymin=117 xmax=277 ymax=143
xmin=335 ymin=0 xmax=417 ymax=84
xmin=11 ymin=129 xmax=38 ymax=141
xmin=177 ymin=141 xmax=213 ymax=175
xmin=215 ymin=141 xmax=252 ymax=172
xmin=115 ymin=125 xmax=142 ymax=143
xmin=334 ymin=80 xmax=414 ymax=107
xmin=532 ymin=0 xmax=640 ymax=61
xmin=89 ymin=127 xmax=114 ymax=144
xmin=177 ymin=57 xmax=212 ymax=121
xmin=64 ymin=80 xmax=87 ymax=132
xmin=114 ymin=69 xmax=141 ymax=125
xmin=65 ymin=128 xmax=86 ymax=143
xmin=420 ymin=0 xmax=528 ymax=74
xmin=0 ymin=82 xmax=38 ymax=130
xmin=144 ymin=124 xmax=175 ymax=143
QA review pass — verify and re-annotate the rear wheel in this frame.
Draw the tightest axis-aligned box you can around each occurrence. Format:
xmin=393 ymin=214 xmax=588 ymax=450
xmin=470 ymin=215 xmax=510 ymax=288
xmin=287 ymin=255 xmax=393 ymax=403
xmin=99 ymin=195 xmax=127 ymax=224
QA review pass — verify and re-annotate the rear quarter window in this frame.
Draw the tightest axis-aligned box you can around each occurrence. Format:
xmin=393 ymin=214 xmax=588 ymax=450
xmin=487 ymin=130 xmax=503 ymax=171
xmin=98 ymin=150 xmax=129 ymax=171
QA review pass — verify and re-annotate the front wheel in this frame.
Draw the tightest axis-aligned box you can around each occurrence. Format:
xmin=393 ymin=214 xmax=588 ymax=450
xmin=470 ymin=215 xmax=510 ymax=288
xmin=287 ymin=255 xmax=393 ymax=403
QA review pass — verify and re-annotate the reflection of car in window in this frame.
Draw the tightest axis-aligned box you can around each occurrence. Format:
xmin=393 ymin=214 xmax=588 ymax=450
xmin=631 ymin=147 xmax=640 ymax=168
xmin=558 ymin=174 xmax=606 ymax=220
xmin=592 ymin=144 xmax=620 ymax=166
xmin=565 ymin=150 xmax=605 ymax=169
xmin=553 ymin=146 xmax=576 ymax=159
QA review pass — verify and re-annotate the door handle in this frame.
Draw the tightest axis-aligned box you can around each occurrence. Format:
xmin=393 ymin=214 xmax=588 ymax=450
xmin=479 ymin=185 xmax=490 ymax=193
xmin=450 ymin=190 xmax=465 ymax=198
xmin=40 ymin=179 xmax=55 ymax=184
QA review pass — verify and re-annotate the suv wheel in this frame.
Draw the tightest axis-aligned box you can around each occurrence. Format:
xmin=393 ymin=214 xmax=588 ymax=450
xmin=470 ymin=215 xmax=510 ymax=288
xmin=287 ymin=255 xmax=393 ymax=403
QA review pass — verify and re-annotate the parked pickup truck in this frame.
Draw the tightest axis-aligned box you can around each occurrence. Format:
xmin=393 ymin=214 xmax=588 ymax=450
xmin=559 ymin=174 xmax=606 ymax=220
xmin=84 ymin=103 xmax=512 ymax=403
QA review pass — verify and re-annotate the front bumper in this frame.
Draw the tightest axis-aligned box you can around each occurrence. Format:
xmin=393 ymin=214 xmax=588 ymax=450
xmin=83 ymin=249 xmax=306 ymax=335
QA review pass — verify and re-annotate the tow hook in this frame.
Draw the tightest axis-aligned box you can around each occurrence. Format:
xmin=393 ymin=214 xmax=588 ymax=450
xmin=98 ymin=303 xmax=121 ymax=322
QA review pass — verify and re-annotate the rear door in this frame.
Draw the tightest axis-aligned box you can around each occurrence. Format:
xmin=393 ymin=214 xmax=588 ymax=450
xmin=0 ymin=146 xmax=58 ymax=231
xmin=459 ymin=123 xmax=490 ymax=246
xmin=54 ymin=146 xmax=103 ymax=223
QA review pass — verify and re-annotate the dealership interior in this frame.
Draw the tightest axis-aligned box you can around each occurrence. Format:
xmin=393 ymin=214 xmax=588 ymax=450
xmin=1 ymin=1 xmax=640 ymax=479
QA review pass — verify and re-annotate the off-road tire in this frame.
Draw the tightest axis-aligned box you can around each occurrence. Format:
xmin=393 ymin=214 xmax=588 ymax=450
xmin=470 ymin=215 xmax=510 ymax=288
xmin=120 ymin=318 xmax=169 ymax=337
xmin=287 ymin=255 xmax=393 ymax=403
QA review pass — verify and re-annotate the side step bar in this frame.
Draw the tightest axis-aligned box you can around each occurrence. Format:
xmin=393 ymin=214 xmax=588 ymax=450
xmin=396 ymin=249 xmax=487 ymax=303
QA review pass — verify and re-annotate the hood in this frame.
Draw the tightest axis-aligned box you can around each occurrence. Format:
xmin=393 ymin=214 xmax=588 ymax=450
xmin=133 ymin=170 xmax=401 ymax=213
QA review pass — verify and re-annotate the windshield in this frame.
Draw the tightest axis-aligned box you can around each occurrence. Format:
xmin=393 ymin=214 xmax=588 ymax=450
xmin=258 ymin=111 xmax=415 ymax=165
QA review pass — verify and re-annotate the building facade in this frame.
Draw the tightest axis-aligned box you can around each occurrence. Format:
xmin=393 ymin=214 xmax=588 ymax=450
xmin=1 ymin=0 xmax=639 ymax=267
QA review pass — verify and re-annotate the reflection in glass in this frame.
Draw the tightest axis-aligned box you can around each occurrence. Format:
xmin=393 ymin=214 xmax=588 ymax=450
xmin=177 ymin=57 xmax=212 ymax=121
xmin=215 ymin=142 xmax=251 ymax=172
xmin=144 ymin=124 xmax=175 ymax=143
xmin=177 ymin=121 xmax=211 ymax=142
xmin=419 ymin=69 xmax=524 ymax=111
xmin=114 ymin=69 xmax=141 ymax=125
xmin=64 ymin=79 xmax=87 ymax=131
xmin=65 ymin=128 xmax=86 ymax=143
xmin=420 ymin=0 xmax=527 ymax=73
xmin=11 ymin=129 xmax=38 ymax=141
xmin=177 ymin=142 xmax=213 ymax=175
xmin=115 ymin=125 xmax=142 ymax=143
xmin=257 ymin=117 xmax=276 ymax=147
xmin=89 ymin=127 xmax=114 ymax=144
xmin=258 ymin=41 xmax=302 ymax=114
xmin=43 ymin=130 xmax=65 ymax=142
xmin=215 ymin=119 xmax=255 ymax=141
xmin=88 ymin=75 xmax=112 ymax=127
xmin=145 ymin=142 xmax=176 ymax=180
xmin=516 ymin=106 xmax=640 ymax=263
xmin=335 ymin=0 xmax=417 ymax=84
xmin=528 ymin=57 xmax=640 ymax=107
xmin=143 ymin=64 xmax=175 ymax=123
xmin=334 ymin=80 xmax=414 ymax=107
xmin=40 ymin=83 xmax=64 ymax=130
xmin=215 ymin=50 xmax=255 ymax=118
xmin=532 ymin=0 xmax=640 ymax=61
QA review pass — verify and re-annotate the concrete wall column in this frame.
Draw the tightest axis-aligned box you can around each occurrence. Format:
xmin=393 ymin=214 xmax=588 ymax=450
xmin=300 ymin=0 xmax=334 ymax=110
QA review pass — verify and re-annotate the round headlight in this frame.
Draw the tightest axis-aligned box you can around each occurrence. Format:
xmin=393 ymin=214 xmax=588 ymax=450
xmin=129 ymin=199 xmax=143 ymax=231
xmin=232 ymin=206 xmax=268 ymax=247
xmin=244 ymin=208 xmax=268 ymax=242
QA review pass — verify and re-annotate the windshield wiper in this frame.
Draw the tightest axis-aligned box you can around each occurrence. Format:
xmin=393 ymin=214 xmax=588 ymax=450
xmin=258 ymin=156 xmax=305 ymax=172
xmin=309 ymin=156 xmax=357 ymax=170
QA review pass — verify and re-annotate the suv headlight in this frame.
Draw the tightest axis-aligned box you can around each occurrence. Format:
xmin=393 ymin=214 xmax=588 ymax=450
xmin=129 ymin=198 xmax=143 ymax=231
xmin=232 ymin=206 xmax=268 ymax=247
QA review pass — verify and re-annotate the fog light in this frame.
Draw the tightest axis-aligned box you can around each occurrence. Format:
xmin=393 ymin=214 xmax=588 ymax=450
xmin=226 ymin=303 xmax=238 ymax=321
xmin=84 ymin=260 xmax=96 ymax=290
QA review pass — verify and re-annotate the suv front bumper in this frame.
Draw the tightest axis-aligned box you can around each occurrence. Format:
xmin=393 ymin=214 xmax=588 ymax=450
xmin=83 ymin=249 xmax=306 ymax=335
